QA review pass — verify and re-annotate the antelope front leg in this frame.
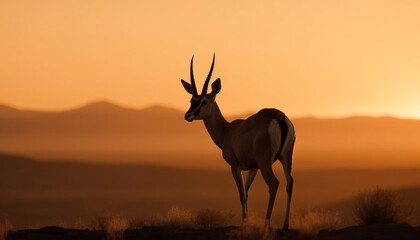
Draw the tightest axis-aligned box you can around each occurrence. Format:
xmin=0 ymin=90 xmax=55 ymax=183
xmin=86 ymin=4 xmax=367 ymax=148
xmin=231 ymin=166 xmax=247 ymax=220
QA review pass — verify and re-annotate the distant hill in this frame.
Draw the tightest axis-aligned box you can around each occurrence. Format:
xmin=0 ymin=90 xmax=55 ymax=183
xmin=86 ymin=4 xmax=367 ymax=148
xmin=1 ymin=101 xmax=420 ymax=170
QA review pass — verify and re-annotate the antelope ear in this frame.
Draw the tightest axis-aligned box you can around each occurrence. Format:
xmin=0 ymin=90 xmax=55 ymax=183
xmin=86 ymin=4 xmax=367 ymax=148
xmin=211 ymin=78 xmax=221 ymax=95
xmin=181 ymin=80 xmax=193 ymax=95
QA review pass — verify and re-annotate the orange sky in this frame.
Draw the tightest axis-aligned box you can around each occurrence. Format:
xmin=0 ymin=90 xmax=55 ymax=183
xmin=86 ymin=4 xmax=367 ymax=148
xmin=1 ymin=0 xmax=420 ymax=118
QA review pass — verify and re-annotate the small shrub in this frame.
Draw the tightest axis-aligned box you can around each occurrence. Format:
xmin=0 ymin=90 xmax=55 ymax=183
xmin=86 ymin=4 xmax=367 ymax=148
xmin=353 ymin=187 xmax=411 ymax=225
xmin=291 ymin=209 xmax=341 ymax=238
xmin=228 ymin=217 xmax=276 ymax=240
xmin=0 ymin=219 xmax=13 ymax=240
xmin=162 ymin=206 xmax=194 ymax=229
xmin=93 ymin=215 xmax=128 ymax=240
xmin=194 ymin=209 xmax=234 ymax=229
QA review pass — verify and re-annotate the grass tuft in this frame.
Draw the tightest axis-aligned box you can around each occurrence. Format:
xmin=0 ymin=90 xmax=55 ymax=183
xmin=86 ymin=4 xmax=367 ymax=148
xmin=228 ymin=217 xmax=276 ymax=240
xmin=93 ymin=214 xmax=129 ymax=240
xmin=161 ymin=206 xmax=195 ymax=229
xmin=291 ymin=209 xmax=341 ymax=239
xmin=0 ymin=219 xmax=13 ymax=240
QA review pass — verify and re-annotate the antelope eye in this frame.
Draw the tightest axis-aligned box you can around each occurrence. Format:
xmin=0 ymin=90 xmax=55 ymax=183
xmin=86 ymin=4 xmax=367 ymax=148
xmin=202 ymin=100 xmax=208 ymax=106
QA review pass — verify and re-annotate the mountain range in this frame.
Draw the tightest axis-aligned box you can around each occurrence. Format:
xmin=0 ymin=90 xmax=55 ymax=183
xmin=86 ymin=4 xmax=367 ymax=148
xmin=1 ymin=101 xmax=420 ymax=170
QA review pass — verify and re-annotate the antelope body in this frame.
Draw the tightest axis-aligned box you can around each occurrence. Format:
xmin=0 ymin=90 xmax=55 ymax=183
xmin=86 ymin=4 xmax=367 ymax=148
xmin=181 ymin=54 xmax=295 ymax=229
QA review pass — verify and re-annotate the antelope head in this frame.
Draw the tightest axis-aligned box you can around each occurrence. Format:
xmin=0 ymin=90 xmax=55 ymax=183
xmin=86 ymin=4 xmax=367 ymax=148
xmin=181 ymin=54 xmax=221 ymax=122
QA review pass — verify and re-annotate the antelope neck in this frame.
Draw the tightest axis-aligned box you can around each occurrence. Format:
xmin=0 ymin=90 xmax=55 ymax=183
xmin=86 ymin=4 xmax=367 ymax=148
xmin=203 ymin=102 xmax=229 ymax=149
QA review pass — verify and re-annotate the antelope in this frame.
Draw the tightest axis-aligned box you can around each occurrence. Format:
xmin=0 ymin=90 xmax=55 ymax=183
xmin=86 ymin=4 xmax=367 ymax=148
xmin=180 ymin=54 xmax=295 ymax=229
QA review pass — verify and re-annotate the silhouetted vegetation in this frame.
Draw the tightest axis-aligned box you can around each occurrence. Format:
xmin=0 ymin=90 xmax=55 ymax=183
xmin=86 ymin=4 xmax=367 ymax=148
xmin=291 ymin=209 xmax=342 ymax=238
xmin=353 ymin=188 xmax=412 ymax=225
xmin=228 ymin=217 xmax=275 ymax=240
xmin=194 ymin=209 xmax=234 ymax=229
xmin=93 ymin=215 xmax=128 ymax=240
xmin=0 ymin=218 xmax=12 ymax=240
xmin=161 ymin=206 xmax=195 ymax=229
xmin=129 ymin=206 xmax=234 ymax=230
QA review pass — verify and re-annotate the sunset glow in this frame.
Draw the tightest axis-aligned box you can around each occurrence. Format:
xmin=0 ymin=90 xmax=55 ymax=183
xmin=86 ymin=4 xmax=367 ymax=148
xmin=1 ymin=0 xmax=420 ymax=118
xmin=3 ymin=1 xmax=420 ymax=234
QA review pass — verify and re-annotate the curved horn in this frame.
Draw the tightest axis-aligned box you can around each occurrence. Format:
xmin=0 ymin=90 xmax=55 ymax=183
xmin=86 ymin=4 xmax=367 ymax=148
xmin=190 ymin=56 xmax=198 ymax=96
xmin=201 ymin=53 xmax=215 ymax=95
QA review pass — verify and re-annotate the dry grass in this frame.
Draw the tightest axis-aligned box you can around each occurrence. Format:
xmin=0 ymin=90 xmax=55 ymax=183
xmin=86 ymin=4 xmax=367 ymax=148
xmin=160 ymin=206 xmax=195 ymax=229
xmin=228 ymin=217 xmax=276 ymax=240
xmin=353 ymin=187 xmax=412 ymax=225
xmin=291 ymin=209 xmax=342 ymax=239
xmin=194 ymin=209 xmax=234 ymax=229
xmin=92 ymin=214 xmax=129 ymax=240
xmin=128 ymin=216 xmax=161 ymax=229
xmin=48 ymin=206 xmax=233 ymax=233
xmin=0 ymin=219 xmax=13 ymax=240
xmin=73 ymin=217 xmax=89 ymax=229
xmin=152 ymin=206 xmax=234 ymax=229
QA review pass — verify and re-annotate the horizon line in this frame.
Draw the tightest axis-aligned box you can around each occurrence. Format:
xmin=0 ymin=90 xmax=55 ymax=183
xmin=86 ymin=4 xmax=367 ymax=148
xmin=1 ymin=99 xmax=420 ymax=121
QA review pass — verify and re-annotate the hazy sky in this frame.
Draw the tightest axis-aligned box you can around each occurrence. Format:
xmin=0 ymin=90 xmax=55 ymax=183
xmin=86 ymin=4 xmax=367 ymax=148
xmin=1 ymin=0 xmax=420 ymax=118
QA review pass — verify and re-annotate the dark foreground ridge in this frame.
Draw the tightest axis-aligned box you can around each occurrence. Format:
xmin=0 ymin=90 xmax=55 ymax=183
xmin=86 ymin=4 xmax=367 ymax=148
xmin=317 ymin=223 xmax=420 ymax=240
xmin=5 ymin=223 xmax=420 ymax=240
xmin=5 ymin=226 xmax=299 ymax=240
